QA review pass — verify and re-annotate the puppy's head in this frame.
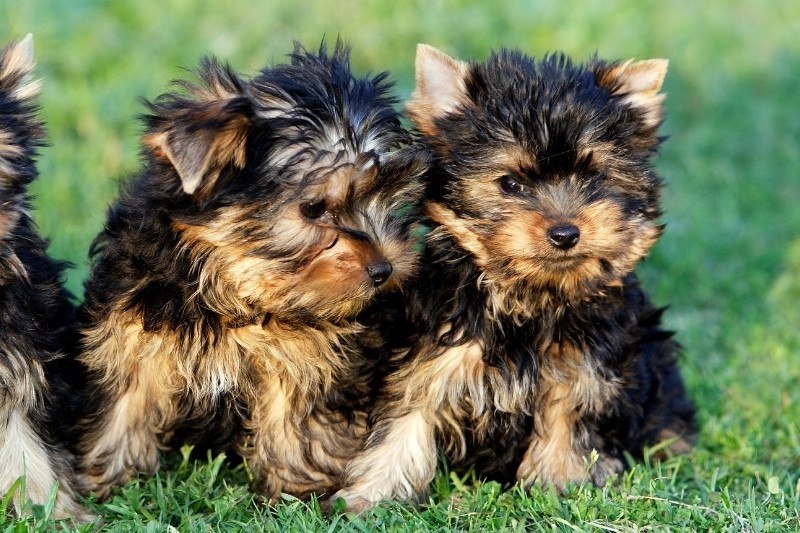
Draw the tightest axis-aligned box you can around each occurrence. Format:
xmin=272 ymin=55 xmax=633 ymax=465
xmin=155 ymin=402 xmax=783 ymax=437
xmin=0 ymin=34 xmax=43 ymax=241
xmin=408 ymin=45 xmax=667 ymax=301
xmin=136 ymin=42 xmax=427 ymax=323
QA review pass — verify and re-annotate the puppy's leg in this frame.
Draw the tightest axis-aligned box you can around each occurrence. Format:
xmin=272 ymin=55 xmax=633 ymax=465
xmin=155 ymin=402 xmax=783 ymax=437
xmin=332 ymin=339 xmax=485 ymax=512
xmin=331 ymin=408 xmax=437 ymax=512
xmin=246 ymin=375 xmax=353 ymax=501
xmin=630 ymin=339 xmax=696 ymax=459
xmin=516 ymin=381 xmax=623 ymax=490
xmin=77 ymin=363 xmax=170 ymax=500
xmin=0 ymin=404 xmax=85 ymax=519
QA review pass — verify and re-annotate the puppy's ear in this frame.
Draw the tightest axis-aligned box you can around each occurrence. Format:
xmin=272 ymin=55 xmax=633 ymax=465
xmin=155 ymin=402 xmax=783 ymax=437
xmin=143 ymin=59 xmax=253 ymax=195
xmin=406 ymin=44 xmax=470 ymax=135
xmin=0 ymin=33 xmax=40 ymax=101
xmin=144 ymin=97 xmax=252 ymax=195
xmin=596 ymin=59 xmax=668 ymax=127
xmin=0 ymin=33 xmax=44 ymax=206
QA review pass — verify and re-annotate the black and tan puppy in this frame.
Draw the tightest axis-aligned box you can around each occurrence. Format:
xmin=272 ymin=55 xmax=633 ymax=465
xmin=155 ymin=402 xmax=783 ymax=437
xmin=334 ymin=45 xmax=695 ymax=511
xmin=0 ymin=34 xmax=87 ymax=520
xmin=74 ymin=42 xmax=426 ymax=501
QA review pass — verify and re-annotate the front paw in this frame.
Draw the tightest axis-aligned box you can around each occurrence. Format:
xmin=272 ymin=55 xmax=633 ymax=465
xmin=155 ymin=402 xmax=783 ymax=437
xmin=324 ymin=489 xmax=375 ymax=514
xmin=585 ymin=451 xmax=624 ymax=487
xmin=74 ymin=469 xmax=121 ymax=501
xmin=519 ymin=449 xmax=623 ymax=491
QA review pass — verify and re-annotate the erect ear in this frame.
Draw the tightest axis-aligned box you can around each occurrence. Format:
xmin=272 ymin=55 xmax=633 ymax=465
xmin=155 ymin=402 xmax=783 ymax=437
xmin=406 ymin=44 xmax=470 ymax=135
xmin=597 ymin=58 xmax=669 ymax=127
xmin=0 ymin=33 xmax=40 ymax=101
xmin=143 ymin=97 xmax=252 ymax=195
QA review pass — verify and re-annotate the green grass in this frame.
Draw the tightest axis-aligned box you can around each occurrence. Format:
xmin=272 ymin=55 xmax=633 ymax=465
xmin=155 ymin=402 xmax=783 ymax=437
xmin=2 ymin=0 xmax=799 ymax=531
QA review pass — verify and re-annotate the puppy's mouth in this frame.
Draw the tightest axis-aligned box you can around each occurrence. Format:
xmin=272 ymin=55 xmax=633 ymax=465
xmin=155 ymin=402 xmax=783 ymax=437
xmin=543 ymin=251 xmax=585 ymax=269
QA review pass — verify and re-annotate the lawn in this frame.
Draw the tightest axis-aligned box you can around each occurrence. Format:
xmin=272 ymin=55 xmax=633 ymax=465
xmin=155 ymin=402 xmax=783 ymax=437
xmin=1 ymin=0 xmax=799 ymax=531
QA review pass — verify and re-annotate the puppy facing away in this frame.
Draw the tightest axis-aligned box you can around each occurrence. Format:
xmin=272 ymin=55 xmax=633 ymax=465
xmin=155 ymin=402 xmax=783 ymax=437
xmin=333 ymin=44 xmax=696 ymax=511
xmin=0 ymin=35 xmax=88 ymax=520
xmin=74 ymin=42 xmax=427 ymax=502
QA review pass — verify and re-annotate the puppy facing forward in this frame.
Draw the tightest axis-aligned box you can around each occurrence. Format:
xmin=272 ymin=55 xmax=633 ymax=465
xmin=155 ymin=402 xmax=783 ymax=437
xmin=0 ymin=35 xmax=88 ymax=520
xmin=75 ymin=42 xmax=427 ymax=501
xmin=333 ymin=45 xmax=696 ymax=511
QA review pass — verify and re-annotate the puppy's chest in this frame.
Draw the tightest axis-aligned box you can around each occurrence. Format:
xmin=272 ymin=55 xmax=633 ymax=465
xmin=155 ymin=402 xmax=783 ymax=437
xmin=87 ymin=311 xmax=361 ymax=402
xmin=224 ymin=322 xmax=364 ymax=389
xmin=456 ymin=337 xmax=620 ymax=425
xmin=537 ymin=340 xmax=622 ymax=414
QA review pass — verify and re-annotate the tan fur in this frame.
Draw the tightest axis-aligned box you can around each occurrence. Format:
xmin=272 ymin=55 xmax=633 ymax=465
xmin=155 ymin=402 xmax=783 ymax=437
xmin=406 ymin=44 xmax=471 ymax=135
xmin=0 ymin=408 xmax=85 ymax=519
xmin=0 ymin=212 xmax=15 ymax=242
xmin=339 ymin=319 xmax=623 ymax=510
xmin=426 ymin=202 xmax=490 ymax=260
xmin=142 ymin=105 xmax=251 ymax=195
xmin=0 ymin=34 xmax=92 ymax=521
xmin=80 ymin=307 xmax=359 ymax=424
xmin=517 ymin=382 xmax=586 ymax=487
xmin=79 ymin=312 xmax=182 ymax=494
xmin=0 ymin=344 xmax=87 ymax=521
xmin=336 ymin=45 xmax=691 ymax=513
xmin=0 ymin=44 xmax=34 ymax=232
xmin=0 ymin=34 xmax=40 ymax=101
xmin=335 ymin=408 xmax=436 ymax=512
xmin=0 ymin=346 xmax=44 ymax=412
xmin=76 ymin=47 xmax=427 ymax=504
xmin=338 ymin=327 xmax=627 ymax=508
xmin=77 ymin=301 xmax=368 ymax=499
xmin=491 ymin=196 xmax=660 ymax=290
xmin=338 ymin=328 xmax=542 ymax=509
xmin=172 ymin=208 xmax=400 ymax=322
xmin=0 ymin=204 xmax=22 ymax=241
xmin=596 ymin=59 xmax=668 ymax=128
xmin=517 ymin=342 xmax=623 ymax=489
xmin=0 ymin=128 xmax=26 ymax=157
xmin=427 ymin=186 xmax=661 ymax=323
xmin=245 ymin=357 xmax=369 ymax=498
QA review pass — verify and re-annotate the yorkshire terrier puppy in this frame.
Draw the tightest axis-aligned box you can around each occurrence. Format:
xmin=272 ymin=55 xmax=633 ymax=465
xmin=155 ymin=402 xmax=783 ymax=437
xmin=0 ymin=34 xmax=87 ymax=520
xmin=74 ymin=42 xmax=427 ymax=501
xmin=333 ymin=44 xmax=696 ymax=511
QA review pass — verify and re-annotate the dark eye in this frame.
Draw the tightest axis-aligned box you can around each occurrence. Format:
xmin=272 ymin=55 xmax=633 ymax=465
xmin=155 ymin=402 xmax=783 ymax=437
xmin=498 ymin=175 xmax=524 ymax=195
xmin=300 ymin=199 xmax=328 ymax=219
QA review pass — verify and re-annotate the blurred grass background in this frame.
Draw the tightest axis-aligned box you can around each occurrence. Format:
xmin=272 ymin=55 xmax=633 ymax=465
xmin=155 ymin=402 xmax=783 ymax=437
xmin=2 ymin=0 xmax=799 ymax=530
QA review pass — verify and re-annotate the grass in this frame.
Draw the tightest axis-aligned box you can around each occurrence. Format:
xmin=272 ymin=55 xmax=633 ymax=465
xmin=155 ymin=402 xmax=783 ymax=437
xmin=1 ymin=0 xmax=799 ymax=530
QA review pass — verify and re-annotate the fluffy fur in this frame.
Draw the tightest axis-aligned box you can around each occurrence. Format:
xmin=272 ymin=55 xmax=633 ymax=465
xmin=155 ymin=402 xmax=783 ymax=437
xmin=333 ymin=45 xmax=696 ymax=511
xmin=74 ymin=42 xmax=427 ymax=501
xmin=0 ymin=34 xmax=88 ymax=520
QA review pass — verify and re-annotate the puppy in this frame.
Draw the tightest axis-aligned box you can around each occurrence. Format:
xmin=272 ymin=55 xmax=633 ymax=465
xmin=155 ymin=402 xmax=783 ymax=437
xmin=74 ymin=42 xmax=427 ymax=501
xmin=0 ymin=34 xmax=88 ymax=520
xmin=334 ymin=44 xmax=695 ymax=511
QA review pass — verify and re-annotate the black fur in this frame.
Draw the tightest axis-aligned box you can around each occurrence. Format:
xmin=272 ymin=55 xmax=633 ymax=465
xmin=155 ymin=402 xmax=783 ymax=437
xmin=0 ymin=35 xmax=87 ymax=520
xmin=423 ymin=49 xmax=695 ymax=475
xmin=74 ymin=41 xmax=427 ymax=501
xmin=334 ymin=47 xmax=695 ymax=511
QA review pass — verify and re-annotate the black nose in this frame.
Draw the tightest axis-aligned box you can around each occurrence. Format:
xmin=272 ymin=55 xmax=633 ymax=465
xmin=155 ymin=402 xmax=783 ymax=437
xmin=367 ymin=260 xmax=393 ymax=287
xmin=547 ymin=224 xmax=580 ymax=250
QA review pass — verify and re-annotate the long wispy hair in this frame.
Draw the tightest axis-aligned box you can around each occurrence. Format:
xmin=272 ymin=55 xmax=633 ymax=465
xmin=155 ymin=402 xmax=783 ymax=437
xmin=0 ymin=34 xmax=89 ymax=521
xmin=333 ymin=44 xmax=695 ymax=512
xmin=75 ymin=40 xmax=427 ymax=502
